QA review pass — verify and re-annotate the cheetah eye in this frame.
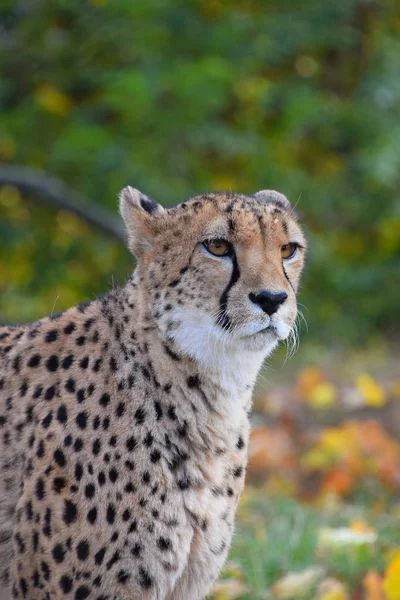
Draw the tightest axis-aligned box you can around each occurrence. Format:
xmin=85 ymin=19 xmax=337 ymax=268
xmin=203 ymin=239 xmax=233 ymax=257
xmin=281 ymin=243 xmax=298 ymax=260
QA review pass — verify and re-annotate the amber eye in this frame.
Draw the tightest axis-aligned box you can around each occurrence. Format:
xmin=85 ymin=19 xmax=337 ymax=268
xmin=203 ymin=239 xmax=232 ymax=257
xmin=281 ymin=243 xmax=298 ymax=260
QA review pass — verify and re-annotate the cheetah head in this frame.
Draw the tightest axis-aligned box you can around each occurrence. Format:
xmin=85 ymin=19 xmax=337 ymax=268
xmin=120 ymin=188 xmax=306 ymax=368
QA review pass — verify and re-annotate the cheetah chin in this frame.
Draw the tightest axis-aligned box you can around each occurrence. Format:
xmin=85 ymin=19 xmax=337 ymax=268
xmin=0 ymin=187 xmax=306 ymax=600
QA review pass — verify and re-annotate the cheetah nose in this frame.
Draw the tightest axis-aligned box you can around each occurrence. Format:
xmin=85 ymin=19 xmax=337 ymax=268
xmin=249 ymin=290 xmax=288 ymax=316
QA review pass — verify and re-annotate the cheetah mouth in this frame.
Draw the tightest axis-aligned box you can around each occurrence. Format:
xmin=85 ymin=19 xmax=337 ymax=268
xmin=257 ymin=324 xmax=278 ymax=335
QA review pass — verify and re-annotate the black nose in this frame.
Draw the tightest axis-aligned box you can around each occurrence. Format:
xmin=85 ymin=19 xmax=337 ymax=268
xmin=249 ymin=290 xmax=288 ymax=316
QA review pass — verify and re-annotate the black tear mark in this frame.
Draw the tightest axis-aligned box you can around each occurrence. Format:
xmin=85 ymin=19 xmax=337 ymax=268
xmin=218 ymin=252 xmax=240 ymax=330
xmin=282 ymin=264 xmax=294 ymax=292
xmin=140 ymin=195 xmax=158 ymax=214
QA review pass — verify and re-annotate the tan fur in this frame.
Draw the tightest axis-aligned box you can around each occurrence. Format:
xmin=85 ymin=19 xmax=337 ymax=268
xmin=0 ymin=189 xmax=306 ymax=600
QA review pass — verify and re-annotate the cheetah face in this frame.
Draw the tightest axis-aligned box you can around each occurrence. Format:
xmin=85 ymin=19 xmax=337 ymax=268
xmin=120 ymin=188 xmax=306 ymax=363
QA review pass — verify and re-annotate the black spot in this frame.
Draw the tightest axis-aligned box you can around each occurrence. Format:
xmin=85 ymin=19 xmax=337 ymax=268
xmin=109 ymin=357 xmax=117 ymax=372
xmin=45 ymin=330 xmax=58 ymax=343
xmin=54 ymin=448 xmax=66 ymax=467
xmin=131 ymin=542 xmax=142 ymax=558
xmin=134 ymin=407 xmax=146 ymax=424
xmin=75 ymin=463 xmax=83 ymax=481
xmin=167 ymin=405 xmax=176 ymax=421
xmin=87 ymin=507 xmax=97 ymax=524
xmin=236 ymin=435 xmax=245 ymax=450
xmin=117 ymin=569 xmax=130 ymax=584
xmin=41 ymin=413 xmax=53 ymax=428
xmin=53 ymin=477 xmax=66 ymax=493
xmin=35 ymin=477 xmax=45 ymax=500
xmin=64 ymin=322 xmax=76 ymax=335
xmin=99 ymin=393 xmax=110 ymax=407
xmin=106 ymin=550 xmax=120 ymax=569
xmin=75 ymin=586 xmax=90 ymax=600
xmin=76 ymin=388 xmax=86 ymax=403
xmin=65 ymin=377 xmax=76 ymax=393
xmin=85 ymin=483 xmax=95 ymax=499
xmin=33 ymin=384 xmax=43 ymax=399
xmin=78 ymin=356 xmax=89 ymax=369
xmin=233 ymin=466 xmax=243 ymax=477
xmin=92 ymin=439 xmax=101 ymax=455
xmin=61 ymin=354 xmax=74 ymax=369
xmin=76 ymin=336 xmax=86 ymax=346
xmin=41 ymin=562 xmax=51 ymax=582
xmin=76 ymin=412 xmax=88 ymax=429
xmin=93 ymin=358 xmax=102 ymax=372
xmin=57 ymin=405 xmax=68 ymax=423
xmin=74 ymin=438 xmax=84 ymax=452
xmin=187 ymin=374 xmax=200 ymax=388
xmin=144 ymin=432 xmax=153 ymax=446
xmin=12 ymin=355 xmax=21 ymax=372
xmin=84 ymin=318 xmax=95 ymax=330
xmin=94 ymin=547 xmax=106 ymax=564
xmin=36 ymin=440 xmax=45 ymax=458
xmin=157 ymin=537 xmax=172 ymax=551
xmin=122 ymin=509 xmax=131 ymax=521
xmin=126 ymin=436 xmax=136 ymax=451
xmin=44 ymin=386 xmax=56 ymax=401
xmin=109 ymin=468 xmax=118 ymax=483
xmin=52 ymin=544 xmax=65 ymax=563
xmin=106 ymin=503 xmax=116 ymax=524
xmin=76 ymin=541 xmax=90 ymax=561
xmin=177 ymin=474 xmax=191 ymax=490
xmin=28 ymin=354 xmax=41 ymax=368
xmin=59 ymin=575 xmax=73 ymax=594
xmin=154 ymin=401 xmax=163 ymax=420
xmin=163 ymin=342 xmax=180 ymax=362
xmin=63 ymin=500 xmax=78 ymax=525
xmin=116 ymin=402 xmax=125 ymax=417
xmin=46 ymin=355 xmax=59 ymax=372
xmin=139 ymin=567 xmax=153 ymax=589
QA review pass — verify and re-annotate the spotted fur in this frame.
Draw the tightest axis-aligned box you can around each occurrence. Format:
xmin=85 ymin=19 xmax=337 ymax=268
xmin=0 ymin=188 xmax=306 ymax=600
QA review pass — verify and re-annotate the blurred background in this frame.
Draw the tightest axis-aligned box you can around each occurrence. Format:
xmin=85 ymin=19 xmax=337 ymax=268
xmin=1 ymin=0 xmax=400 ymax=598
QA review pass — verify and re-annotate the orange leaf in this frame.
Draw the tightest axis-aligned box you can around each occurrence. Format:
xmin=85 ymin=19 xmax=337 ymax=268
xmin=363 ymin=571 xmax=386 ymax=600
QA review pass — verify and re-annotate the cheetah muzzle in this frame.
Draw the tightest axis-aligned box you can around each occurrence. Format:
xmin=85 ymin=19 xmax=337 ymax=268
xmin=0 ymin=188 xmax=306 ymax=600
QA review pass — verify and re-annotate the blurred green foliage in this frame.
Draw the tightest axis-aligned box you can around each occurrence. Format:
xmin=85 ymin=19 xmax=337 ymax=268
xmin=0 ymin=0 xmax=399 ymax=344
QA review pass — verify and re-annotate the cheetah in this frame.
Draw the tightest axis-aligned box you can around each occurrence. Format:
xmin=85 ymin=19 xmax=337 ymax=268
xmin=0 ymin=187 xmax=306 ymax=600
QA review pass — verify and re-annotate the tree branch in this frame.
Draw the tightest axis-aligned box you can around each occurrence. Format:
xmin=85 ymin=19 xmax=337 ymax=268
xmin=0 ymin=164 xmax=126 ymax=243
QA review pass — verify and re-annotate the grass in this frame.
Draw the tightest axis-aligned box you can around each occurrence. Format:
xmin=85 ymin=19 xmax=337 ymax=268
xmin=212 ymin=489 xmax=400 ymax=599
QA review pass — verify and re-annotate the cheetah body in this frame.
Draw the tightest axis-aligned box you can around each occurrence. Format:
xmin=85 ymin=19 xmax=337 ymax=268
xmin=0 ymin=188 xmax=306 ymax=600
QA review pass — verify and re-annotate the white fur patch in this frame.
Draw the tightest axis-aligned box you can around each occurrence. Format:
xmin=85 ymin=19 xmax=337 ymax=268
xmin=167 ymin=310 xmax=276 ymax=396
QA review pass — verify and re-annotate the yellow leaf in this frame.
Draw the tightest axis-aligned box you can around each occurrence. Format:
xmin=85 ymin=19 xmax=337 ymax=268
xmin=383 ymin=550 xmax=400 ymax=600
xmin=350 ymin=520 xmax=375 ymax=535
xmin=211 ymin=578 xmax=248 ymax=599
xmin=295 ymin=367 xmax=325 ymax=398
xmin=308 ymin=382 xmax=337 ymax=409
xmin=356 ymin=374 xmax=386 ymax=407
xmin=272 ymin=567 xmax=325 ymax=599
xmin=313 ymin=577 xmax=348 ymax=600
xmin=35 ymin=84 xmax=73 ymax=115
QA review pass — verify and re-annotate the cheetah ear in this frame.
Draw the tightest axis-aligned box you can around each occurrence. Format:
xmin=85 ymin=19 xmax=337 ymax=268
xmin=253 ymin=190 xmax=291 ymax=211
xmin=119 ymin=186 xmax=165 ymax=257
